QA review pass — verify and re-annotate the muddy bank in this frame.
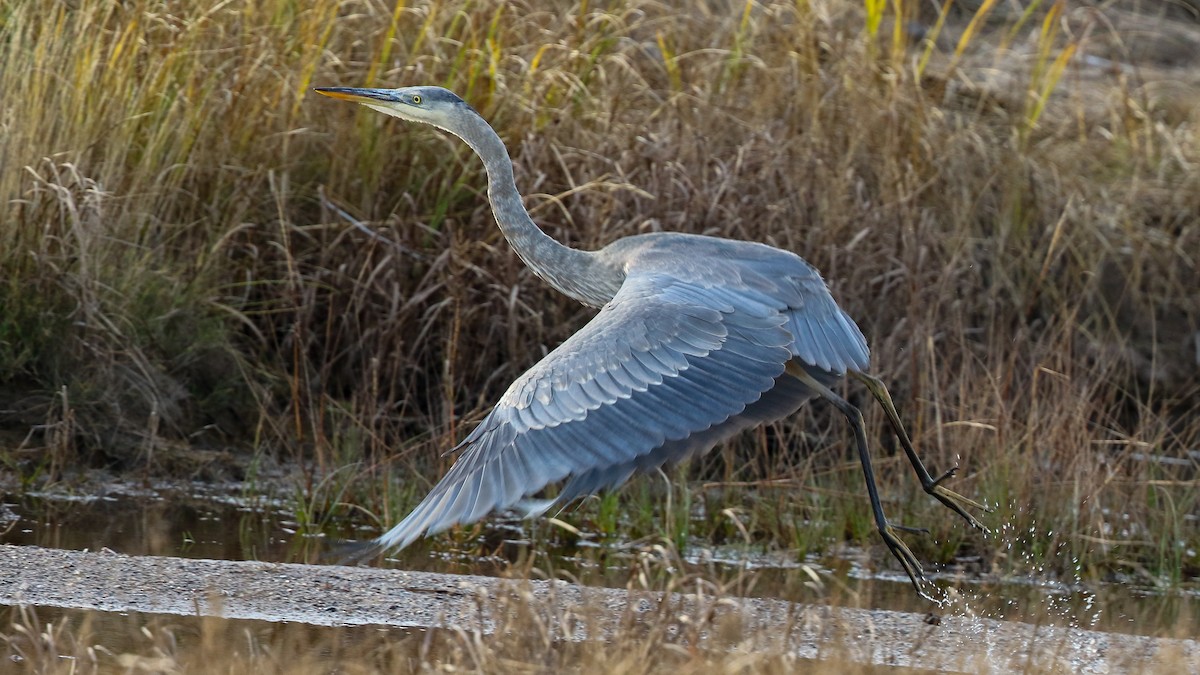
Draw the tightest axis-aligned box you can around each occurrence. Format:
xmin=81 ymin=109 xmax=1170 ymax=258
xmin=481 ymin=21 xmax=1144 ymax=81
xmin=1 ymin=544 xmax=1195 ymax=672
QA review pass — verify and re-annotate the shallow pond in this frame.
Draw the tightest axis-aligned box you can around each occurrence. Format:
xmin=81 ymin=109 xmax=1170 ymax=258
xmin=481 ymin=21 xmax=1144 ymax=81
xmin=1 ymin=484 xmax=1195 ymax=641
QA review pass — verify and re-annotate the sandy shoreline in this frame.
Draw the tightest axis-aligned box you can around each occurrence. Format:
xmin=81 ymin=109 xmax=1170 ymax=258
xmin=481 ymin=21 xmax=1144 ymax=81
xmin=1 ymin=544 xmax=1195 ymax=672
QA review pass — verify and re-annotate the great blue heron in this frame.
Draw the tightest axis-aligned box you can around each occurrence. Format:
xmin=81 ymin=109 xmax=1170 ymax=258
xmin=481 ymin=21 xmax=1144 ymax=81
xmin=314 ymin=85 xmax=987 ymax=597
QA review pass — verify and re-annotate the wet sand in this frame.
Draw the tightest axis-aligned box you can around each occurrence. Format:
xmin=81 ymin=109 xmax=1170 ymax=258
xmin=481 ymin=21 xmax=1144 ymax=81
xmin=1 ymin=544 xmax=1195 ymax=671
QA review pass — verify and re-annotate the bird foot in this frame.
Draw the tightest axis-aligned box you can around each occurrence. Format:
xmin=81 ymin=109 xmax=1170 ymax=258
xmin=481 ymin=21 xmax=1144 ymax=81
xmin=880 ymin=524 xmax=940 ymax=603
xmin=922 ymin=468 xmax=992 ymax=533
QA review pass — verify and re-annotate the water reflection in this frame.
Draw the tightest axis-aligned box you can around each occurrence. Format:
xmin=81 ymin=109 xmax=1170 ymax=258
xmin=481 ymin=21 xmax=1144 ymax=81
xmin=2 ymin=487 xmax=302 ymax=562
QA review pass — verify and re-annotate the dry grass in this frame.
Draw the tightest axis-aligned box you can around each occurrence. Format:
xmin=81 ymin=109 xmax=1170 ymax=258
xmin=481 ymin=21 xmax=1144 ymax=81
xmin=0 ymin=605 xmax=945 ymax=674
xmin=1 ymin=0 xmax=1198 ymax=588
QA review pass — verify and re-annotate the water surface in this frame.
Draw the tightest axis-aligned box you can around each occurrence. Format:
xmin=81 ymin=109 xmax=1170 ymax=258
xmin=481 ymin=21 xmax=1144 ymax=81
xmin=1 ymin=485 xmax=1195 ymax=639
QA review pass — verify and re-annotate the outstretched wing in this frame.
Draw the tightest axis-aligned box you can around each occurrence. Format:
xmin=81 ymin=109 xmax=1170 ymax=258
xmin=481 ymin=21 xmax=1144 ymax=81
xmin=365 ymin=270 xmax=795 ymax=555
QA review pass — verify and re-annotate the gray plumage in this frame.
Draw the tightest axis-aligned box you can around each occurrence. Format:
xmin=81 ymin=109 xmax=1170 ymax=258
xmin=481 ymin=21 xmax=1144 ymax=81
xmin=314 ymin=85 xmax=987 ymax=599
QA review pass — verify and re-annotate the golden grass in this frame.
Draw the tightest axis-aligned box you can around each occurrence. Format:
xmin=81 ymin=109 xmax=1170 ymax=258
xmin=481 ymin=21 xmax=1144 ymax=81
xmin=0 ymin=604 xmax=934 ymax=674
xmin=1 ymin=0 xmax=1198 ymax=588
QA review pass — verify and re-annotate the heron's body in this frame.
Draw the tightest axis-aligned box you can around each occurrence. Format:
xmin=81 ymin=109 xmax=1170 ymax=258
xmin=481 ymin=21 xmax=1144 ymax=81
xmin=315 ymin=85 xmax=986 ymax=598
xmin=382 ymin=230 xmax=861 ymax=552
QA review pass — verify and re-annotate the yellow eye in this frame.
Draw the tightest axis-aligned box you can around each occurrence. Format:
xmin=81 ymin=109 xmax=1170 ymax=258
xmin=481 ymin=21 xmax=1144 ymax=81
xmin=411 ymin=94 xmax=423 ymax=105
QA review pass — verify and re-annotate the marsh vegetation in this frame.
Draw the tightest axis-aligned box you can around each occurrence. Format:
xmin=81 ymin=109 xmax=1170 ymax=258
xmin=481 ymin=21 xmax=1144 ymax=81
xmin=1 ymin=0 xmax=1199 ymax=667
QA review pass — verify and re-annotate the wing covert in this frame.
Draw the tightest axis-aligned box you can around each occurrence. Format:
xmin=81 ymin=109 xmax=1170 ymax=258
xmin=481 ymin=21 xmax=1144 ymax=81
xmin=780 ymin=274 xmax=870 ymax=374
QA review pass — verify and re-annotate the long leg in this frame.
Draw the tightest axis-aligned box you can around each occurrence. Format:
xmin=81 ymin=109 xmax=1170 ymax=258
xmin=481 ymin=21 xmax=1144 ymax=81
xmin=851 ymin=371 xmax=990 ymax=532
xmin=786 ymin=363 xmax=932 ymax=599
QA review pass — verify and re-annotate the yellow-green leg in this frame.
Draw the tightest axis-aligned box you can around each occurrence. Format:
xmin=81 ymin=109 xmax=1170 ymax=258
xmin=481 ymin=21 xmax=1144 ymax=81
xmin=850 ymin=371 xmax=990 ymax=532
xmin=786 ymin=362 xmax=933 ymax=600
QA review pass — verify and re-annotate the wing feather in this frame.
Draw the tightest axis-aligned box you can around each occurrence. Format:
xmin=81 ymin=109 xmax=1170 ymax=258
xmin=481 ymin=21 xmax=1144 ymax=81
xmin=577 ymin=376 xmax=612 ymax=406
xmin=645 ymin=343 xmax=689 ymax=371
xmin=559 ymin=384 xmax=596 ymax=416
xmin=806 ymin=311 xmax=838 ymax=372
xmin=607 ymin=361 xmax=643 ymax=390
xmin=529 ymin=397 xmax=564 ymax=428
xmin=518 ymin=432 xmax=571 ymax=479
xmin=592 ymin=369 xmax=628 ymax=400
xmin=619 ymin=354 xmax=659 ymax=385
xmin=782 ymin=276 xmax=870 ymax=374
xmin=463 ymin=471 xmax=489 ymax=524
xmin=496 ymin=439 xmax=531 ymax=483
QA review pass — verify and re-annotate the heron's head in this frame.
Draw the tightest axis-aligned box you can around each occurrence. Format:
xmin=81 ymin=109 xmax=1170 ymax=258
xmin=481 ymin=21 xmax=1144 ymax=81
xmin=314 ymin=85 xmax=475 ymax=132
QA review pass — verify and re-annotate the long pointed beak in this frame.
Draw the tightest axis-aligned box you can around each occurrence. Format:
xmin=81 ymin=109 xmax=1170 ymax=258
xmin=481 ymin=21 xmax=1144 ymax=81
xmin=313 ymin=87 xmax=398 ymax=104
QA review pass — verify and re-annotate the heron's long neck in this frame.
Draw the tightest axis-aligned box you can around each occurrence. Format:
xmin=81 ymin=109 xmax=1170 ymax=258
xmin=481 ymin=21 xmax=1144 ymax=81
xmin=456 ymin=116 xmax=621 ymax=307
